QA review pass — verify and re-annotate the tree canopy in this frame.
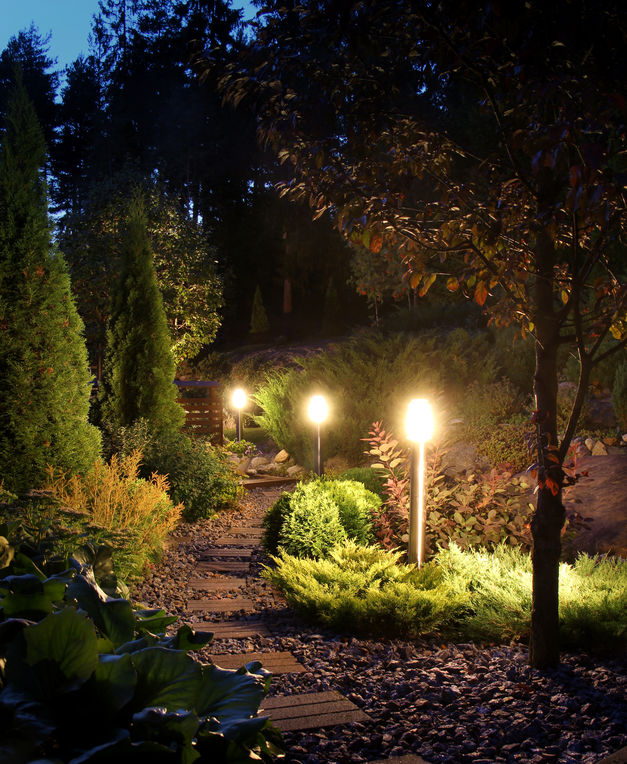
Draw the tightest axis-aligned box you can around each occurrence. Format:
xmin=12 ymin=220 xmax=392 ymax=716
xmin=213 ymin=0 xmax=626 ymax=666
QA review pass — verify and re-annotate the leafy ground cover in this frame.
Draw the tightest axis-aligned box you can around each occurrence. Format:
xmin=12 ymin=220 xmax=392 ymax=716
xmin=0 ymin=530 xmax=283 ymax=763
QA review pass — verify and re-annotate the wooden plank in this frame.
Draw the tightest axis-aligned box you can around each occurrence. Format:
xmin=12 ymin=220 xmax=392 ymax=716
xmin=262 ymin=691 xmax=344 ymax=710
xmin=196 ymin=560 xmax=250 ymax=573
xmin=209 ymin=651 xmax=305 ymax=674
xmin=227 ymin=526 xmax=264 ymax=534
xmin=199 ymin=548 xmax=253 ymax=559
xmin=368 ymin=756 xmax=431 ymax=764
xmin=190 ymin=620 xmax=271 ymax=638
xmin=188 ymin=578 xmax=247 ymax=591
xmin=187 ymin=598 xmax=255 ymax=613
xmin=214 ymin=537 xmax=259 ymax=547
xmin=241 ymin=476 xmax=301 ymax=489
xmin=262 ymin=690 xmax=370 ymax=731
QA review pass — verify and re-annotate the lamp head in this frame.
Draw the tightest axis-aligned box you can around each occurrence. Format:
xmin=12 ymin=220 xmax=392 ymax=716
xmin=405 ymin=398 xmax=434 ymax=443
xmin=308 ymin=394 xmax=328 ymax=424
xmin=232 ymin=388 xmax=247 ymax=410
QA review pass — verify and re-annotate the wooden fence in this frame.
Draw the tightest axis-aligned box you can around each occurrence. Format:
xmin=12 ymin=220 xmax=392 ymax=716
xmin=174 ymin=380 xmax=223 ymax=445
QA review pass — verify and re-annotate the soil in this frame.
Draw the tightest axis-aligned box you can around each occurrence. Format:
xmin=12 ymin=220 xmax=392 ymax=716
xmin=563 ymin=452 xmax=627 ymax=558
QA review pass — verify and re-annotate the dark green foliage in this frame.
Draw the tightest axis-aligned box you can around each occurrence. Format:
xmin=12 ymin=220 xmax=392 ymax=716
xmin=611 ymin=360 xmax=627 ymax=430
xmin=0 ymin=535 xmax=284 ymax=762
xmin=262 ymin=492 xmax=292 ymax=555
xmin=339 ymin=467 xmax=386 ymax=500
xmin=98 ymin=197 xmax=184 ymax=435
xmin=255 ymin=329 xmax=499 ymax=467
xmin=321 ymin=276 xmax=341 ymax=335
xmin=460 ymin=379 xmax=531 ymax=471
xmin=0 ymin=81 xmax=100 ymax=493
xmin=249 ymin=284 xmax=270 ymax=335
xmin=113 ymin=419 xmax=240 ymax=522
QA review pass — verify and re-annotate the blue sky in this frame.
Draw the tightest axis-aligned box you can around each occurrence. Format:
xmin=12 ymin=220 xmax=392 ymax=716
xmin=1 ymin=0 xmax=255 ymax=73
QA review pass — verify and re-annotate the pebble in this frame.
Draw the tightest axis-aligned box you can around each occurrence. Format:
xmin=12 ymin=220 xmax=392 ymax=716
xmin=132 ymin=487 xmax=627 ymax=764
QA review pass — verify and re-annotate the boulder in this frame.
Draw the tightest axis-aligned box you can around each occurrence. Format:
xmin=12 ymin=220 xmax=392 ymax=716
xmin=287 ymin=465 xmax=305 ymax=477
xmin=274 ymin=449 xmax=290 ymax=464
xmin=591 ymin=441 xmax=608 ymax=456
xmin=249 ymin=455 xmax=270 ymax=470
xmin=441 ymin=441 xmax=489 ymax=476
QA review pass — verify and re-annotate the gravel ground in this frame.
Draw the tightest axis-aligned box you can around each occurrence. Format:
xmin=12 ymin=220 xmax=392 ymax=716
xmin=133 ymin=487 xmax=627 ymax=764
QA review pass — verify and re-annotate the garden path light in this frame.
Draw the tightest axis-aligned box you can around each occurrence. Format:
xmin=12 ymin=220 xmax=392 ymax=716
xmin=308 ymin=394 xmax=328 ymax=475
xmin=405 ymin=398 xmax=434 ymax=567
xmin=232 ymin=388 xmax=247 ymax=442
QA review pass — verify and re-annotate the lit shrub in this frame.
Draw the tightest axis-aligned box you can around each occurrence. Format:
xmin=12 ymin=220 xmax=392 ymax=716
xmin=44 ymin=452 xmax=181 ymax=581
xmin=279 ymin=484 xmax=347 ymax=559
xmin=264 ymin=478 xmax=378 ymax=558
xmin=264 ymin=541 xmax=468 ymax=637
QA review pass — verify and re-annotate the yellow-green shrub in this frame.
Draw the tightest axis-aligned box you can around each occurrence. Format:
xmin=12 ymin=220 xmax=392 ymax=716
xmin=45 ymin=452 xmax=181 ymax=580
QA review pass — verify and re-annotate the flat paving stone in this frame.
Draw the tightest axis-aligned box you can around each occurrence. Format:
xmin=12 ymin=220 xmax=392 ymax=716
xmin=198 ymin=548 xmax=253 ymax=559
xmin=190 ymin=620 xmax=271 ymax=639
xmin=209 ymin=651 xmax=305 ymax=674
xmin=196 ymin=560 xmax=250 ymax=573
xmin=262 ymin=691 xmax=370 ymax=732
xmin=226 ymin=526 xmax=264 ymax=535
xmin=187 ymin=598 xmax=255 ymax=613
xmin=368 ymin=756 xmax=430 ymax=764
xmin=188 ymin=578 xmax=247 ymax=591
xmin=214 ymin=536 xmax=260 ymax=546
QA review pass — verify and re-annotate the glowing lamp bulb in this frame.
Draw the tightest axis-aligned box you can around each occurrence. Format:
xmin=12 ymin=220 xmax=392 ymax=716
xmin=405 ymin=398 xmax=434 ymax=443
xmin=308 ymin=394 xmax=328 ymax=424
xmin=232 ymin=388 xmax=247 ymax=410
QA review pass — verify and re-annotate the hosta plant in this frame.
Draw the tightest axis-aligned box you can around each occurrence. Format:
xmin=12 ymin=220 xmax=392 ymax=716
xmin=0 ymin=537 xmax=284 ymax=762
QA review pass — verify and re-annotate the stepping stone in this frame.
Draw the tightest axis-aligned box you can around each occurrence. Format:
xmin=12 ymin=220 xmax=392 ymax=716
xmin=199 ymin=548 xmax=253 ymax=559
xmin=190 ymin=620 xmax=271 ymax=639
xmin=262 ymin=691 xmax=370 ymax=732
xmin=188 ymin=578 xmax=247 ymax=591
xmin=214 ymin=536 xmax=259 ymax=547
xmin=208 ymin=651 xmax=305 ymax=674
xmin=187 ymin=597 xmax=255 ymax=613
xmin=368 ymin=756 xmax=431 ymax=764
xmin=227 ymin=526 xmax=264 ymax=535
xmin=242 ymin=476 xmax=300 ymax=489
xmin=197 ymin=560 xmax=250 ymax=573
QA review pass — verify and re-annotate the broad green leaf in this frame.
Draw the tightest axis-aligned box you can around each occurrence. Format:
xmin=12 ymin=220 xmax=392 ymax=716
xmin=91 ymin=653 xmax=136 ymax=714
xmin=132 ymin=707 xmax=199 ymax=748
xmin=131 ymin=647 xmax=202 ymax=712
xmin=161 ymin=624 xmax=213 ymax=653
xmin=196 ymin=663 xmax=269 ymax=721
xmin=134 ymin=608 xmax=178 ymax=635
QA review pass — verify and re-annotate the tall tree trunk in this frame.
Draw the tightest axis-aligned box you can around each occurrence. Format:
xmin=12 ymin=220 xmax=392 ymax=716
xmin=529 ymin=231 xmax=565 ymax=668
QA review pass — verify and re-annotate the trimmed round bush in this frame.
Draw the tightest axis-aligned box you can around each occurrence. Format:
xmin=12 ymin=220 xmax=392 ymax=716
xmin=340 ymin=467 xmax=386 ymax=500
xmin=324 ymin=479 xmax=379 ymax=544
xmin=279 ymin=484 xmax=347 ymax=559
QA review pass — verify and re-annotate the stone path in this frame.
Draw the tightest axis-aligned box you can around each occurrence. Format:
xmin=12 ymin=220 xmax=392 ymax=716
xmin=175 ymin=504 xmax=375 ymax=749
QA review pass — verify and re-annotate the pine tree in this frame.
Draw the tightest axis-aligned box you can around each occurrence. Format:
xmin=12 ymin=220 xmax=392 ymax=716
xmin=99 ymin=195 xmax=184 ymax=435
xmin=249 ymin=284 xmax=270 ymax=335
xmin=0 ymin=80 xmax=100 ymax=493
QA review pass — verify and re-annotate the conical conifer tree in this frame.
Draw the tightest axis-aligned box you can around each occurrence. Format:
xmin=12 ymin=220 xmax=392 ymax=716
xmin=0 ymin=79 xmax=100 ymax=493
xmin=249 ymin=284 xmax=270 ymax=335
xmin=99 ymin=196 xmax=184 ymax=434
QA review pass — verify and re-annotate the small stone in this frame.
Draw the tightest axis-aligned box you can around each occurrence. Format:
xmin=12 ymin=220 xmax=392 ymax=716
xmin=287 ymin=464 xmax=305 ymax=477
xmin=591 ymin=441 xmax=608 ymax=456
xmin=584 ymin=438 xmax=595 ymax=451
xmin=274 ymin=449 xmax=290 ymax=463
xmin=622 ymin=433 xmax=627 ymax=443
xmin=249 ymin=456 xmax=270 ymax=469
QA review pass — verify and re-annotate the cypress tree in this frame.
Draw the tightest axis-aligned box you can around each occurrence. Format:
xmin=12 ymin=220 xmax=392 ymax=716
xmin=99 ymin=196 xmax=184 ymax=435
xmin=0 ymin=79 xmax=100 ymax=493
xmin=249 ymin=284 xmax=270 ymax=335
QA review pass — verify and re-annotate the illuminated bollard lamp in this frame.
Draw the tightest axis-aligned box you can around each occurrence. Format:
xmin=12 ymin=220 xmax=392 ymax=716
xmin=405 ymin=398 xmax=435 ymax=567
xmin=231 ymin=388 xmax=247 ymax=442
xmin=307 ymin=394 xmax=328 ymax=476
